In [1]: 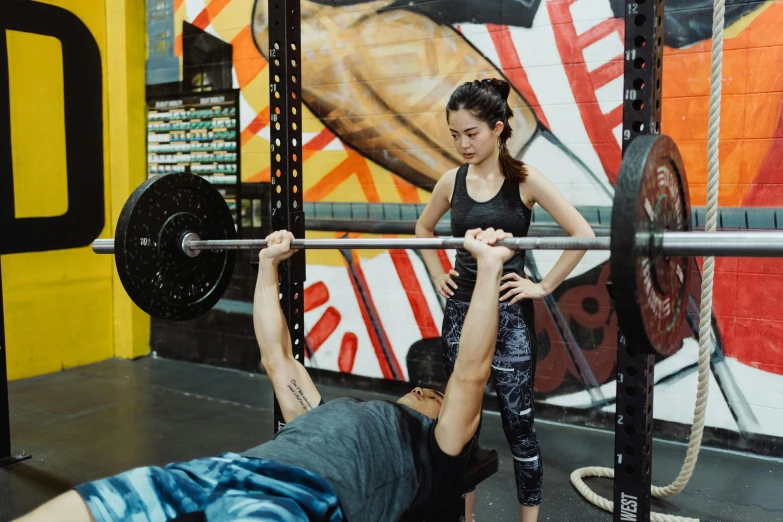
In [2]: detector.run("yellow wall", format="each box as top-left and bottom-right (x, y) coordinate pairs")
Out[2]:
(3, 0), (149, 381)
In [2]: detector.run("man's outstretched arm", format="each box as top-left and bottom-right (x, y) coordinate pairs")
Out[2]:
(254, 231), (321, 424)
(434, 228), (512, 456)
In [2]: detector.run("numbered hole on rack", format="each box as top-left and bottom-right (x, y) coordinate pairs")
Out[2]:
(274, 3), (279, 8)
(291, 43), (297, 51)
(293, 169), (298, 178)
(624, 445), (636, 456)
(276, 185), (281, 194)
(292, 75), (298, 84)
(274, 74), (280, 82)
(276, 169), (281, 178)
(632, 100), (644, 111)
(291, 59), (297, 67)
(293, 185), (298, 194)
(624, 425), (636, 436)
(276, 153), (281, 162)
(658, 36), (662, 47)
(633, 57), (646, 69)
(274, 42), (280, 50)
(275, 107), (281, 115)
(279, 292), (283, 300)
(275, 138), (281, 147)
(292, 107), (297, 115)
(625, 405), (637, 417)
(275, 91), (280, 99)
(293, 200), (299, 209)
(626, 386), (638, 397)
(634, 35), (646, 47)
(632, 121), (645, 132)
(294, 323), (299, 331)
(294, 292), (299, 300)
(634, 14), (646, 26)
(293, 153), (298, 162)
(295, 338), (300, 346)
(633, 78), (645, 90)
(626, 365), (638, 377)
(294, 353), (300, 360)
(292, 91), (298, 100)
(292, 138), (298, 147)
(627, 344), (638, 357)
(624, 465), (635, 476)
(275, 122), (281, 130)
(656, 99), (660, 111)
(656, 79), (661, 91)
(275, 20), (279, 26)
(276, 200), (282, 209)
(657, 58), (662, 70)
(274, 59), (280, 67)
(292, 123), (298, 131)
(657, 15), (662, 26)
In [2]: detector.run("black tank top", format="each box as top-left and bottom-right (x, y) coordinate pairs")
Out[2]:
(449, 164), (532, 300)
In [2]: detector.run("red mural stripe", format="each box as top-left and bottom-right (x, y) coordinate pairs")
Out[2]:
(605, 105), (623, 132)
(304, 281), (330, 312)
(389, 250), (439, 338)
(304, 127), (336, 151)
(576, 18), (623, 51)
(589, 57), (624, 91)
(546, 0), (621, 183)
(437, 249), (453, 274)
(344, 251), (403, 380)
(305, 306), (341, 354)
(338, 333), (358, 373)
(192, 9), (211, 29)
(486, 24), (550, 129)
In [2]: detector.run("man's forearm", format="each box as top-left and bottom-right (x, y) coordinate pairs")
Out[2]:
(253, 259), (292, 365)
(453, 258), (503, 377)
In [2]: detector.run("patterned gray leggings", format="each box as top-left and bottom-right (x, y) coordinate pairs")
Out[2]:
(441, 298), (543, 507)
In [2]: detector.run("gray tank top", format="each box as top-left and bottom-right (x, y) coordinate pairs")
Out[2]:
(450, 163), (532, 299)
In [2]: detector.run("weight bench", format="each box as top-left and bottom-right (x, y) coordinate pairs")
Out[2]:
(170, 447), (498, 522)
(400, 446), (499, 522)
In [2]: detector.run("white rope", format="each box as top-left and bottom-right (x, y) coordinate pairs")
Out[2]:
(570, 0), (725, 517)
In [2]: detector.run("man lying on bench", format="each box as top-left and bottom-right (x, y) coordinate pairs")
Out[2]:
(15, 227), (514, 522)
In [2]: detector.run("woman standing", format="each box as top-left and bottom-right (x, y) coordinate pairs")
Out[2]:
(415, 78), (595, 522)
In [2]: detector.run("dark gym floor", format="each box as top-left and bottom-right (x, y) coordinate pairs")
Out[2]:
(2, 358), (782, 522)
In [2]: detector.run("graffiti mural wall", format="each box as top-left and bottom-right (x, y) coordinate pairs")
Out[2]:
(146, 0), (783, 445)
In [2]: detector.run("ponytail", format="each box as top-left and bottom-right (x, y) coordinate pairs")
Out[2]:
(447, 77), (528, 183)
(499, 139), (527, 184)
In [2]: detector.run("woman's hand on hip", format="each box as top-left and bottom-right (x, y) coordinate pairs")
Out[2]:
(435, 270), (459, 298)
(499, 273), (549, 304)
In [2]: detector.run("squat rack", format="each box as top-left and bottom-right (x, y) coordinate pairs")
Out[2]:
(268, 1), (665, 522)
(267, 0), (665, 519)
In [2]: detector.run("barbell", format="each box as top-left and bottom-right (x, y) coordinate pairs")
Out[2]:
(92, 135), (783, 357)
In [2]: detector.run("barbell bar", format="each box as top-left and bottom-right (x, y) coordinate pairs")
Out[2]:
(90, 134), (780, 358)
(91, 231), (783, 258)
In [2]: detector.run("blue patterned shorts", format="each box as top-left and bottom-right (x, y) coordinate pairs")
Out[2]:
(74, 452), (344, 522)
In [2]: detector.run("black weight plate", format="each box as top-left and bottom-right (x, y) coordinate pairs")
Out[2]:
(611, 135), (691, 357)
(115, 173), (236, 321)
